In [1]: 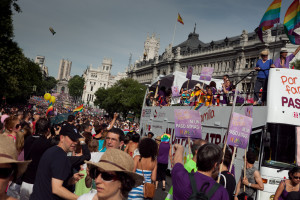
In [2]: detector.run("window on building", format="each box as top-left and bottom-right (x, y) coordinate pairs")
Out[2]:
(106, 66), (109, 71)
(245, 59), (249, 68)
(91, 86), (93, 92)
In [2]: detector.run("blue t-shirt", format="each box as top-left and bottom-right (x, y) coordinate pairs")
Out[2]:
(255, 59), (273, 79)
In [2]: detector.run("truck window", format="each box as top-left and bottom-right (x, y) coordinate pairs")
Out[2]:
(248, 131), (262, 161)
(262, 124), (296, 169)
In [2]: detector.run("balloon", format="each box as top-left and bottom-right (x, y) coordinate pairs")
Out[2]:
(50, 96), (56, 104)
(44, 93), (51, 101)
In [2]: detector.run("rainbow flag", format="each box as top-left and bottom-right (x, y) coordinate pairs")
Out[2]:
(284, 0), (300, 44)
(46, 103), (53, 115)
(177, 13), (184, 25)
(194, 103), (203, 111)
(256, 0), (282, 43)
(73, 104), (83, 113)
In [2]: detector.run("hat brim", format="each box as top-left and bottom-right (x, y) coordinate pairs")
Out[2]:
(85, 161), (144, 187)
(0, 157), (31, 178)
(280, 51), (288, 53)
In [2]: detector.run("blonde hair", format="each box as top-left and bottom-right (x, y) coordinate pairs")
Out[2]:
(16, 131), (24, 154)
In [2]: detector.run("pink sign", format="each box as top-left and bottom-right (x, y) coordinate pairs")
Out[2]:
(172, 86), (181, 97)
(174, 109), (202, 139)
(186, 66), (193, 80)
(227, 112), (253, 149)
(244, 105), (253, 118)
(200, 67), (214, 81)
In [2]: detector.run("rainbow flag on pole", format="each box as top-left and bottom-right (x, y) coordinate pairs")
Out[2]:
(256, 0), (282, 43)
(73, 104), (83, 113)
(177, 13), (184, 25)
(46, 103), (53, 115)
(284, 0), (300, 44)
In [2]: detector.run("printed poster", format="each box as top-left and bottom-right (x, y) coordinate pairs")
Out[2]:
(200, 67), (214, 81)
(174, 109), (202, 139)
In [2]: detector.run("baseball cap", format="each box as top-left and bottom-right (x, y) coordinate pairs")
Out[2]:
(60, 124), (82, 141)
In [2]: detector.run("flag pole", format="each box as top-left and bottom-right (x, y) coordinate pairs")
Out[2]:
(171, 18), (177, 46)
(272, 23), (279, 61)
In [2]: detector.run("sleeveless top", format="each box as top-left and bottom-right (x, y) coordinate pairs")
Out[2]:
(128, 169), (152, 200)
(240, 167), (257, 198)
(279, 180), (300, 200)
(157, 142), (170, 164)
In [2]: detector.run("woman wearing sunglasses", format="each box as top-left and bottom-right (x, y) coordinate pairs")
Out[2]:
(0, 135), (30, 200)
(3, 116), (21, 142)
(78, 148), (144, 200)
(274, 167), (300, 200)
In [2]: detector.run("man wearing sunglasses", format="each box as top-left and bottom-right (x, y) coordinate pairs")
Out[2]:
(30, 124), (84, 200)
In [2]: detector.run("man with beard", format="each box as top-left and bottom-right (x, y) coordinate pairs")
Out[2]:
(172, 143), (229, 200)
(30, 124), (84, 200)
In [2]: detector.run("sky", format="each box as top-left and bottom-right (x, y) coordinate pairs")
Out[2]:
(12, 0), (293, 77)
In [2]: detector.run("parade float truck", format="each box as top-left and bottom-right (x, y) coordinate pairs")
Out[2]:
(139, 69), (300, 200)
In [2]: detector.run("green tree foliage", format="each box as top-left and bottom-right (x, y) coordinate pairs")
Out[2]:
(41, 76), (58, 94)
(68, 75), (84, 103)
(0, 0), (45, 103)
(290, 59), (300, 70)
(94, 78), (146, 118)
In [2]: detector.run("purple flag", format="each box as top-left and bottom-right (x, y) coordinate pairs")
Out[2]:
(186, 66), (193, 80)
(172, 86), (181, 97)
(200, 67), (214, 81)
(174, 109), (202, 139)
(227, 112), (253, 149)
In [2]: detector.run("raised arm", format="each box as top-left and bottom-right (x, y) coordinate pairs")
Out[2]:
(293, 46), (300, 55)
(173, 144), (184, 165)
(107, 113), (119, 131)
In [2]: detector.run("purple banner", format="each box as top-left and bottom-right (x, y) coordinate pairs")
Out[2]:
(186, 66), (193, 80)
(227, 112), (253, 149)
(174, 109), (202, 139)
(172, 86), (181, 97)
(200, 67), (214, 81)
(244, 105), (253, 118)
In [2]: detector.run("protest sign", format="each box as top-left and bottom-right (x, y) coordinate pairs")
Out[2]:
(186, 66), (193, 80)
(200, 67), (214, 81)
(174, 109), (201, 139)
(171, 86), (181, 97)
(227, 112), (253, 149)
(244, 105), (253, 118)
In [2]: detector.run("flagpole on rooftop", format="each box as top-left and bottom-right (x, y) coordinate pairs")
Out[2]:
(171, 17), (177, 47)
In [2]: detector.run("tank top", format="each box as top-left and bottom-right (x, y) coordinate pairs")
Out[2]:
(240, 167), (257, 198)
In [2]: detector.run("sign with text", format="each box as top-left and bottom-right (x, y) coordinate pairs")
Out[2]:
(200, 67), (214, 81)
(267, 68), (300, 126)
(174, 109), (202, 139)
(227, 112), (253, 149)
(186, 66), (193, 80)
(172, 86), (181, 97)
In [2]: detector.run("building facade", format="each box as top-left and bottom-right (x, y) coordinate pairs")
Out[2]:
(56, 59), (72, 94)
(127, 25), (299, 93)
(34, 55), (49, 78)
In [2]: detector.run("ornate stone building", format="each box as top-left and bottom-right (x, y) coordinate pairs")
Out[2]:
(127, 25), (299, 93)
(82, 58), (128, 106)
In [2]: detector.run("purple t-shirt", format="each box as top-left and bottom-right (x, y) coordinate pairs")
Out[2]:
(157, 142), (170, 164)
(172, 163), (229, 200)
(274, 54), (295, 68)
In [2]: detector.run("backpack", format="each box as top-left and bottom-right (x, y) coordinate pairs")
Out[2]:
(188, 173), (220, 200)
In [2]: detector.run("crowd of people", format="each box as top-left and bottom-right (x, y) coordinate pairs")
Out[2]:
(146, 47), (300, 108)
(1, 103), (300, 200)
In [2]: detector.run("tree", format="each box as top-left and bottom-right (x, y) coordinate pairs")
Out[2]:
(0, 0), (45, 103)
(68, 75), (84, 103)
(42, 76), (58, 93)
(94, 78), (146, 118)
(290, 59), (300, 70)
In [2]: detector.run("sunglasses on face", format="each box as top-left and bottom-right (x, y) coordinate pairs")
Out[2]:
(0, 168), (14, 179)
(89, 168), (118, 182)
(294, 176), (300, 180)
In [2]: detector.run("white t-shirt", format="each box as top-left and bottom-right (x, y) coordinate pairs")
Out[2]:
(83, 152), (103, 170)
(78, 190), (97, 200)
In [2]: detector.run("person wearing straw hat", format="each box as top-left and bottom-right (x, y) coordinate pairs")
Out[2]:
(274, 46), (300, 69)
(78, 148), (144, 200)
(0, 135), (31, 200)
(253, 49), (275, 105)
